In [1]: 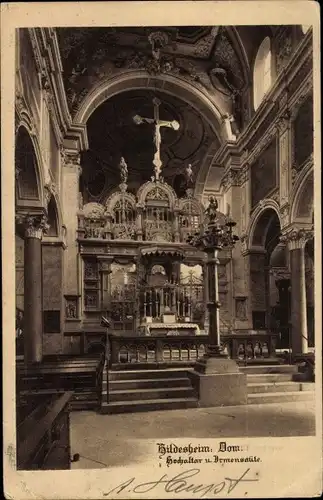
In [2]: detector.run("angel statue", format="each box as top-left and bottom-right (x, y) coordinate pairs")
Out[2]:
(119, 157), (128, 184)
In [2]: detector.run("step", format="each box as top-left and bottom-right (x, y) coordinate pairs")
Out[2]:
(237, 358), (283, 366)
(108, 368), (189, 381)
(70, 400), (99, 411)
(247, 390), (315, 405)
(247, 382), (314, 394)
(101, 397), (198, 414)
(246, 373), (295, 383)
(240, 364), (298, 375)
(111, 362), (195, 370)
(109, 386), (195, 402)
(108, 377), (191, 390)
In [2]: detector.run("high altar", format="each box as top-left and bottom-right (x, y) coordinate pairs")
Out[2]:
(74, 166), (233, 345)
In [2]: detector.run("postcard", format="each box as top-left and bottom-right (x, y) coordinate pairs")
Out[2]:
(1, 1), (322, 498)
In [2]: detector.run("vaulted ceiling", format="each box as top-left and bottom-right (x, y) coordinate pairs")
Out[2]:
(56, 26), (250, 117)
(54, 26), (279, 199)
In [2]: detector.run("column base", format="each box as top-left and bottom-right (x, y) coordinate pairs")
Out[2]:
(191, 355), (247, 407)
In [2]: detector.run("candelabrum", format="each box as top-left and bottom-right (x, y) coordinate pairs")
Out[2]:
(187, 198), (239, 357)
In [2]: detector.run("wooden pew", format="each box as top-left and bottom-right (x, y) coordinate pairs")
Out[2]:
(16, 354), (105, 410)
(17, 392), (73, 470)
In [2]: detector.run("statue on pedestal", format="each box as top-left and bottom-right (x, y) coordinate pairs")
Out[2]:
(205, 196), (219, 224)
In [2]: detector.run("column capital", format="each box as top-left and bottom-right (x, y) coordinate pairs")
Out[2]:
(16, 213), (49, 239)
(220, 169), (239, 191)
(60, 147), (82, 174)
(280, 227), (314, 250)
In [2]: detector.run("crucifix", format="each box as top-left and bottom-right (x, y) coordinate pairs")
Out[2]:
(133, 97), (180, 180)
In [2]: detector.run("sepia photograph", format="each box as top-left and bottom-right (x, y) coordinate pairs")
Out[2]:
(2, 1), (321, 498)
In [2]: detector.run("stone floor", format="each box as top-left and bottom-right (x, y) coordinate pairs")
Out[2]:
(70, 400), (316, 469)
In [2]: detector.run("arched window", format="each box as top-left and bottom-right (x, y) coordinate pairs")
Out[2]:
(253, 37), (272, 111)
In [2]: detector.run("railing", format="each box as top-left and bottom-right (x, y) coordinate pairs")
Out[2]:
(221, 331), (277, 361)
(109, 334), (208, 366)
(108, 330), (278, 368)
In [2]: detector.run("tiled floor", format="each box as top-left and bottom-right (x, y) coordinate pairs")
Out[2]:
(70, 400), (316, 469)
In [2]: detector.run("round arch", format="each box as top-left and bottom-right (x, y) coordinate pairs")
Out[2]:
(226, 27), (251, 87)
(290, 167), (314, 223)
(73, 71), (228, 143)
(46, 193), (65, 238)
(15, 125), (45, 206)
(247, 200), (281, 251)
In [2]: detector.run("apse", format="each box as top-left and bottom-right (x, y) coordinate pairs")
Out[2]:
(82, 89), (219, 202)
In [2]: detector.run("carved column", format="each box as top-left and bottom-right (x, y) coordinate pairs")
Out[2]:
(17, 214), (49, 363)
(281, 228), (313, 354)
(61, 149), (82, 296)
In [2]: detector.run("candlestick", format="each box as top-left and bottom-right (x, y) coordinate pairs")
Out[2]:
(149, 290), (152, 317)
(188, 296), (191, 321)
(156, 289), (160, 318)
(144, 291), (147, 318)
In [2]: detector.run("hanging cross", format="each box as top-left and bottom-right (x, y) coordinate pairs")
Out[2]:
(133, 97), (180, 180)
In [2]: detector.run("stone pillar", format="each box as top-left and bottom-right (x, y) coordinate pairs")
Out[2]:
(205, 249), (221, 351)
(19, 214), (48, 363)
(61, 149), (81, 296)
(281, 228), (313, 354)
(192, 246), (247, 405)
(202, 261), (209, 333)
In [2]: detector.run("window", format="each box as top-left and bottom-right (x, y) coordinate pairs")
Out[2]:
(253, 37), (272, 110)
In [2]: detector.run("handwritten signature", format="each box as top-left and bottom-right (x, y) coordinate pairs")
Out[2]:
(103, 468), (259, 497)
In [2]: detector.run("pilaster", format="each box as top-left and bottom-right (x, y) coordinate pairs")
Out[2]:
(276, 111), (292, 230)
(61, 149), (82, 297)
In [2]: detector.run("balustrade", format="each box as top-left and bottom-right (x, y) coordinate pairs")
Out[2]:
(108, 331), (278, 368)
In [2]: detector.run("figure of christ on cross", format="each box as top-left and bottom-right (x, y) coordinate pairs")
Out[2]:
(133, 97), (180, 180)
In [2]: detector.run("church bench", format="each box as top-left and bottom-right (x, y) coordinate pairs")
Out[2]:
(16, 354), (105, 411)
(17, 392), (73, 470)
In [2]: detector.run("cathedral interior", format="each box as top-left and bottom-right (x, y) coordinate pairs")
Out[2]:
(14, 25), (315, 470)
